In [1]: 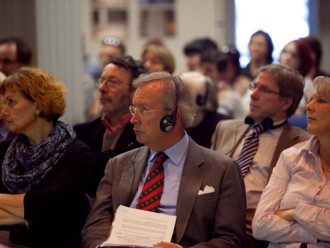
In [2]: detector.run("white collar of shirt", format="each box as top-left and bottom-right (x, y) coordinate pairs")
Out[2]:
(149, 132), (189, 167)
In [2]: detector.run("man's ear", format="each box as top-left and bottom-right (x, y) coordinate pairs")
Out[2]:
(281, 97), (293, 111)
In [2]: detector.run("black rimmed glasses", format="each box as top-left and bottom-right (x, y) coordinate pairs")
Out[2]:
(249, 81), (281, 95)
(129, 105), (163, 117)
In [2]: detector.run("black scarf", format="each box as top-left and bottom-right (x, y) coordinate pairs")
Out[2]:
(2, 121), (76, 193)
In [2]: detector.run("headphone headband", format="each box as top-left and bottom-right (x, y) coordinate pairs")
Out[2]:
(160, 75), (180, 132)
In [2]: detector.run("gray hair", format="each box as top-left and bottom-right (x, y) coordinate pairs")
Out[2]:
(314, 76), (330, 102)
(133, 71), (196, 128)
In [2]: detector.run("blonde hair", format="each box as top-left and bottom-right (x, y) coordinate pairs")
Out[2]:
(0, 67), (67, 121)
(141, 44), (176, 73)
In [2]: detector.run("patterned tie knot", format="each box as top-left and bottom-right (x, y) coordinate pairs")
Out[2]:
(252, 124), (264, 136)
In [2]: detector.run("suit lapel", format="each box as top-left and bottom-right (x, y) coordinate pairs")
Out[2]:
(227, 123), (249, 157)
(119, 147), (149, 205)
(175, 139), (205, 243)
(268, 124), (303, 179)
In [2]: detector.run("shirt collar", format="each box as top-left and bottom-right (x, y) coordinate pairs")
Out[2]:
(149, 132), (189, 167)
(101, 113), (132, 133)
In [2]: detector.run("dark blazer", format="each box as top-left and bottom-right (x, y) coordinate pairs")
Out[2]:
(186, 110), (230, 148)
(82, 138), (246, 248)
(0, 139), (93, 248)
(211, 119), (311, 181)
(74, 117), (141, 196)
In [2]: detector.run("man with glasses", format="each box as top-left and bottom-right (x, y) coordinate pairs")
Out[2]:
(0, 36), (32, 77)
(211, 64), (310, 248)
(82, 71), (246, 248)
(74, 55), (146, 198)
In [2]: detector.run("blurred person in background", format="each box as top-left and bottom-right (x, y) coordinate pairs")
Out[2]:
(200, 48), (247, 119)
(85, 37), (126, 121)
(181, 71), (229, 148)
(242, 30), (274, 80)
(279, 38), (313, 115)
(183, 37), (218, 72)
(303, 35), (330, 79)
(141, 43), (175, 73)
(0, 36), (32, 77)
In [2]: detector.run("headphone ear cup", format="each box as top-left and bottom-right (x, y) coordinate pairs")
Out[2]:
(196, 94), (205, 106)
(160, 115), (175, 132)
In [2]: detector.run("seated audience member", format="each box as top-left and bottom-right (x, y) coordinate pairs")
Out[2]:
(181, 71), (229, 148)
(242, 30), (274, 80)
(74, 55), (146, 197)
(183, 37), (218, 72)
(279, 38), (313, 115)
(303, 35), (330, 79)
(200, 49), (246, 118)
(253, 76), (330, 247)
(141, 43), (176, 73)
(85, 36), (126, 121)
(211, 64), (311, 248)
(0, 36), (32, 77)
(82, 72), (246, 248)
(0, 73), (15, 142)
(0, 67), (93, 247)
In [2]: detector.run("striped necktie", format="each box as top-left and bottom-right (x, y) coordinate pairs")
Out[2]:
(237, 124), (265, 177)
(136, 152), (168, 212)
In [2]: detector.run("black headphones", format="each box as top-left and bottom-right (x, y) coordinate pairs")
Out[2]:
(196, 77), (210, 106)
(245, 116), (274, 130)
(160, 75), (180, 132)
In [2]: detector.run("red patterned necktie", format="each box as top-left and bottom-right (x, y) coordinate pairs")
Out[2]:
(237, 124), (265, 177)
(136, 152), (168, 212)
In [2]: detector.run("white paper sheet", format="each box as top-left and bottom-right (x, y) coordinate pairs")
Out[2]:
(101, 205), (176, 247)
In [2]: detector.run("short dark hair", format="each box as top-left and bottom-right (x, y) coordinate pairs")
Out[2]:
(183, 37), (218, 56)
(108, 55), (147, 91)
(0, 36), (32, 65)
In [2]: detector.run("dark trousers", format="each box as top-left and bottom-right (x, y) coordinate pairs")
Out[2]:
(246, 219), (269, 248)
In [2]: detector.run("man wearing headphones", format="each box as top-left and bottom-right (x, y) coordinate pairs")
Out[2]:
(82, 72), (246, 248)
(211, 64), (311, 248)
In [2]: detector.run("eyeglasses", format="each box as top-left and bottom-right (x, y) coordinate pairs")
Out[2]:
(249, 82), (281, 95)
(129, 105), (163, 117)
(103, 37), (121, 47)
(96, 77), (121, 87)
(0, 58), (18, 65)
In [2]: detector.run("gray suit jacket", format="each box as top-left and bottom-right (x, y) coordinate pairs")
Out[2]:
(82, 138), (246, 248)
(211, 119), (311, 181)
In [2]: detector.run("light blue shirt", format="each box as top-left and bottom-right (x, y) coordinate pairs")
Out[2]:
(130, 133), (189, 216)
